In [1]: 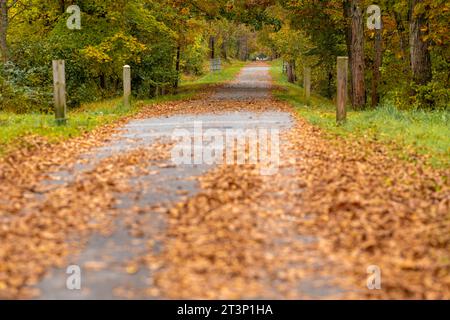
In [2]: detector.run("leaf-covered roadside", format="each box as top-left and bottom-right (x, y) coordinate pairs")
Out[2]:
(142, 100), (450, 299)
(0, 134), (173, 298)
(0, 89), (448, 299)
(0, 90), (288, 299)
(284, 112), (450, 299)
(0, 97), (180, 298)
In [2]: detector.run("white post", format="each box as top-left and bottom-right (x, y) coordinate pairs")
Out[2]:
(52, 60), (67, 125)
(123, 65), (131, 107)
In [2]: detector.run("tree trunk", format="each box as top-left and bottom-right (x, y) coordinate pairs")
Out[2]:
(99, 73), (106, 90)
(343, 0), (354, 105)
(174, 45), (181, 89)
(0, 0), (8, 63)
(221, 40), (227, 60)
(287, 60), (296, 83)
(327, 69), (333, 99)
(59, 0), (66, 14)
(371, 27), (383, 107)
(393, 11), (408, 64)
(244, 36), (248, 60)
(209, 36), (215, 60)
(409, 0), (432, 88)
(350, 0), (366, 109)
(238, 36), (247, 61)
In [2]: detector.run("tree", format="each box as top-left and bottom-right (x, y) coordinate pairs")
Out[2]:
(343, 0), (354, 104)
(371, 25), (383, 107)
(350, 0), (366, 109)
(0, 0), (32, 62)
(409, 0), (432, 88)
(368, 3), (384, 107)
(0, 0), (6, 62)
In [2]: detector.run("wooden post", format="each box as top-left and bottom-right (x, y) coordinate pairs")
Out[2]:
(336, 57), (348, 124)
(52, 60), (67, 125)
(123, 65), (131, 107)
(303, 67), (311, 105)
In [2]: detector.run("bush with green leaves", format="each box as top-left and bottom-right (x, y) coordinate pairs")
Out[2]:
(1, 0), (207, 113)
(0, 62), (53, 113)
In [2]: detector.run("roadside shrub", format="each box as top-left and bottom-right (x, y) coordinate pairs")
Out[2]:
(0, 62), (52, 113)
(410, 80), (450, 111)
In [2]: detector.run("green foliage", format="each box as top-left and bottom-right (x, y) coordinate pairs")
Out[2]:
(182, 36), (209, 76)
(410, 80), (450, 111)
(1, 0), (260, 113)
(258, 2), (346, 98)
(261, 0), (449, 110)
(0, 62), (52, 113)
(2, 1), (448, 114)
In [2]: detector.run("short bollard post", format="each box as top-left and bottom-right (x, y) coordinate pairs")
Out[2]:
(123, 65), (131, 108)
(336, 57), (348, 124)
(52, 60), (67, 125)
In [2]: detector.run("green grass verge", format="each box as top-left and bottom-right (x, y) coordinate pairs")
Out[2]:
(181, 59), (246, 86)
(0, 60), (246, 157)
(0, 93), (192, 157)
(270, 60), (450, 168)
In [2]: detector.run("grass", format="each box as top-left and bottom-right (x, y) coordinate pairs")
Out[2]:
(270, 60), (450, 168)
(0, 60), (246, 157)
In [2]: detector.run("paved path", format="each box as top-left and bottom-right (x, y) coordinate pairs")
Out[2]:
(0, 63), (445, 300)
(35, 63), (344, 299)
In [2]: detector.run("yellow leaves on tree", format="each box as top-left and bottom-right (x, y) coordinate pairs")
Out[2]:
(81, 32), (148, 75)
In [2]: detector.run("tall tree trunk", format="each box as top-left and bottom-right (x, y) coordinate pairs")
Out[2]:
(99, 73), (106, 90)
(244, 36), (248, 60)
(59, 0), (66, 14)
(221, 40), (227, 60)
(174, 45), (181, 89)
(409, 0), (432, 88)
(343, 0), (354, 105)
(0, 0), (8, 63)
(393, 11), (408, 64)
(327, 69), (333, 99)
(209, 36), (215, 60)
(287, 60), (296, 83)
(238, 36), (247, 61)
(371, 27), (383, 107)
(350, 0), (366, 109)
